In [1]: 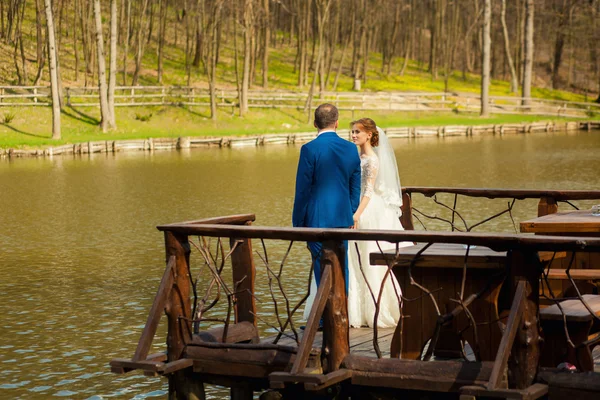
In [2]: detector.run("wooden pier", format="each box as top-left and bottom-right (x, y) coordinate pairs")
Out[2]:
(110, 188), (600, 399)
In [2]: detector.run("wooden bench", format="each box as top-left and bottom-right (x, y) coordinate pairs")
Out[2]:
(539, 294), (600, 372)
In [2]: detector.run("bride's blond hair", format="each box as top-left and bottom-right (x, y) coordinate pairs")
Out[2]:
(350, 118), (379, 147)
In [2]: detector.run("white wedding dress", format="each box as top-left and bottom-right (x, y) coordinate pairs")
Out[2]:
(303, 127), (412, 328)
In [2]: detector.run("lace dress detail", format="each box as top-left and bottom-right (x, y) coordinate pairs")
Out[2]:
(360, 154), (379, 199)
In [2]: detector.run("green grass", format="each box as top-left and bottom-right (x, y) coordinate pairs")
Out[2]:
(2, 17), (599, 149)
(1, 105), (597, 149)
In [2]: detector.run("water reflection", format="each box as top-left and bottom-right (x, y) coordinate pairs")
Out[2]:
(0, 130), (599, 398)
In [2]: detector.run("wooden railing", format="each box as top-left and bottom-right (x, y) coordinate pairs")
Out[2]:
(2, 85), (600, 118)
(400, 187), (600, 233)
(109, 192), (600, 398)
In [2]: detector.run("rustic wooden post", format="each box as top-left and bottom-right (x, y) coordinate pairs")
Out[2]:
(321, 241), (349, 373)
(537, 197), (558, 217)
(507, 250), (541, 390)
(164, 231), (205, 399)
(400, 192), (415, 231)
(229, 222), (257, 326)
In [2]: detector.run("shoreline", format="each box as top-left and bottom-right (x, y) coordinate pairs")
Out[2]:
(1, 120), (599, 159)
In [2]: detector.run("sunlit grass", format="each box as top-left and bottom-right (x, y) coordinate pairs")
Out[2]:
(1, 104), (597, 149)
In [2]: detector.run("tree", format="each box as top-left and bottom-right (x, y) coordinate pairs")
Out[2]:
(304, 0), (333, 121)
(44, 0), (61, 139)
(241, 0), (254, 115)
(93, 0), (110, 132)
(204, 0), (224, 120)
(500, 0), (518, 93)
(480, 0), (491, 117)
(522, 0), (534, 107)
(108, 0), (118, 129)
(131, 0), (150, 86)
(262, 0), (269, 88)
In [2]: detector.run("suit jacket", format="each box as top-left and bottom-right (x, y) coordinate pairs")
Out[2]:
(292, 131), (361, 228)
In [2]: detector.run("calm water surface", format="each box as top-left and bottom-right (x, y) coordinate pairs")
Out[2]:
(1, 130), (599, 399)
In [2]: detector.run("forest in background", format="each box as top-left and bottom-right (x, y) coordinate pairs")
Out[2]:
(1, 0), (600, 139)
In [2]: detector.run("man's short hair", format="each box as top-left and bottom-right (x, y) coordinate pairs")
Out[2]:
(314, 103), (339, 130)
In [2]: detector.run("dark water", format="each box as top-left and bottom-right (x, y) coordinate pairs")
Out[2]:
(1, 130), (599, 399)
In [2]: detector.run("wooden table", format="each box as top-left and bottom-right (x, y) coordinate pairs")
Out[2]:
(520, 209), (600, 236)
(521, 209), (600, 296)
(370, 243), (507, 362)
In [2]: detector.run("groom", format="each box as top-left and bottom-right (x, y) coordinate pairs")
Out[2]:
(292, 103), (361, 293)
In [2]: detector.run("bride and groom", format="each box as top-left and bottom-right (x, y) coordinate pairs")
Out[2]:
(292, 103), (411, 328)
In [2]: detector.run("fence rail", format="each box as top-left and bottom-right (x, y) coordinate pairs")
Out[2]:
(1, 86), (599, 118)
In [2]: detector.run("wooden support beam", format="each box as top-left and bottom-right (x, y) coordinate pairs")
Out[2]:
(132, 256), (176, 362)
(508, 250), (541, 390)
(290, 263), (332, 375)
(488, 280), (527, 390)
(537, 197), (558, 217)
(321, 241), (350, 373)
(400, 192), (414, 231)
(164, 232), (193, 362)
(230, 223), (257, 327)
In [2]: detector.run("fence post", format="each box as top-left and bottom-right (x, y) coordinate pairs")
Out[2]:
(66, 88), (71, 106)
(33, 87), (38, 103)
(130, 88), (135, 104)
(0, 87), (3, 103)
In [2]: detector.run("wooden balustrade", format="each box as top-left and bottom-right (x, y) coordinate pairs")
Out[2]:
(110, 202), (600, 399)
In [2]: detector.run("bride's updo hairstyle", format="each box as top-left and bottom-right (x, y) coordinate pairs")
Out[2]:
(351, 118), (379, 147)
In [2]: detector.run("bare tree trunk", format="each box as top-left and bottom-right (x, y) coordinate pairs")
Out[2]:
(501, 0), (518, 93)
(522, 0), (534, 106)
(241, 0), (253, 115)
(44, 0), (61, 139)
(0, 0), (4, 40)
(262, 0), (269, 88)
(108, 0), (118, 129)
(35, 0), (45, 78)
(233, 3), (242, 115)
(93, 0), (110, 132)
(157, 0), (167, 83)
(193, 0), (203, 67)
(131, 0), (150, 86)
(480, 0), (491, 117)
(332, 34), (349, 91)
(205, 0), (224, 120)
(122, 0), (130, 84)
(552, 0), (572, 89)
(13, 0), (26, 85)
(73, 0), (79, 82)
(304, 0), (332, 121)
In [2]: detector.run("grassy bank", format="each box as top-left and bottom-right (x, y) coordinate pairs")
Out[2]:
(1, 105), (598, 149)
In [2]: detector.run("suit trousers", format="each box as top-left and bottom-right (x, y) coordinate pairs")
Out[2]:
(307, 241), (349, 295)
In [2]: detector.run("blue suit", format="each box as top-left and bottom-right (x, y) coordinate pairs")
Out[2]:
(292, 131), (361, 292)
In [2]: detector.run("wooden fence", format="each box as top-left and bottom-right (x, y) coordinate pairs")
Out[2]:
(1, 120), (599, 159)
(1, 86), (599, 118)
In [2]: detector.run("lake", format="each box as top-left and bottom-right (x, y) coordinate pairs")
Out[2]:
(1, 129), (599, 399)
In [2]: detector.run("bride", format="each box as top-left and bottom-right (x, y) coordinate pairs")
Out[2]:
(303, 118), (411, 328)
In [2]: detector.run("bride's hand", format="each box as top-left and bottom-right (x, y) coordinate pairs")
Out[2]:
(352, 213), (360, 229)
